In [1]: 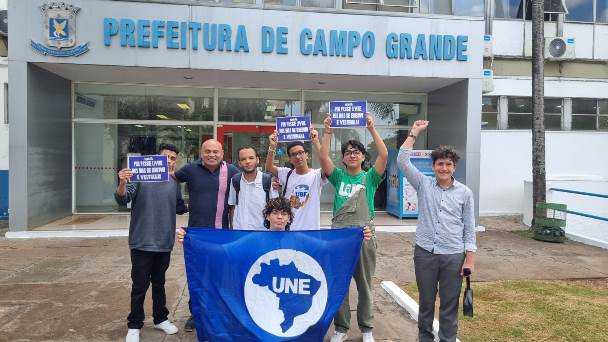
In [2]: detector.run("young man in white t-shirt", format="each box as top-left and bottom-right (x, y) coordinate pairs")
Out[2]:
(265, 129), (327, 230)
(228, 145), (278, 230)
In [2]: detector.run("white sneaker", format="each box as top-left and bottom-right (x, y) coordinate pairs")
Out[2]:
(362, 331), (375, 342)
(154, 320), (179, 335)
(330, 331), (348, 342)
(125, 329), (140, 342)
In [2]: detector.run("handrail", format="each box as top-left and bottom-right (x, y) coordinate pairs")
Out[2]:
(556, 209), (608, 222)
(549, 188), (608, 199)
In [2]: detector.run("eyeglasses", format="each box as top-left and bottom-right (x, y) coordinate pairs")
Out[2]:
(289, 150), (308, 158)
(344, 150), (363, 157)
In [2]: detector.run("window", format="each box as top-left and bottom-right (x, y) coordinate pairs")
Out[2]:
(454, 0), (485, 16)
(507, 97), (532, 129)
(75, 84), (214, 121)
(544, 98), (562, 130)
(507, 97), (561, 130)
(430, 0), (452, 14)
(301, 0), (335, 7)
(572, 98), (597, 130)
(218, 89), (301, 123)
(494, 0), (524, 18)
(598, 0), (608, 22)
(524, 0), (558, 20)
(599, 100), (608, 130)
(482, 96), (499, 129)
(565, 0), (594, 22)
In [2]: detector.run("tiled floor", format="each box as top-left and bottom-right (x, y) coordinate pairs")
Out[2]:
(33, 212), (417, 231)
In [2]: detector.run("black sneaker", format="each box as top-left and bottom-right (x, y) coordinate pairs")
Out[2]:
(184, 316), (195, 332)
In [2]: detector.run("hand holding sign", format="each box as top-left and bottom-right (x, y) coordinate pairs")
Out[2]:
(118, 168), (133, 185)
(365, 113), (375, 129)
(269, 130), (279, 149)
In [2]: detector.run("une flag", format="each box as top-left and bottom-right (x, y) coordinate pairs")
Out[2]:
(184, 228), (363, 342)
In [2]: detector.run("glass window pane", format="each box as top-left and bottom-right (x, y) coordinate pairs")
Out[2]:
(565, 0), (593, 22)
(482, 113), (498, 129)
(508, 97), (532, 113)
(265, 0), (297, 5)
(494, 0), (524, 18)
(431, 0), (452, 14)
(75, 84), (213, 121)
(599, 116), (608, 130)
(572, 115), (597, 130)
(454, 0), (484, 16)
(383, 0), (417, 6)
(74, 123), (213, 213)
(219, 89), (301, 123)
(572, 98), (597, 114)
(544, 98), (562, 114)
(482, 96), (498, 113)
(598, 100), (608, 114)
(545, 114), (562, 130)
(302, 0), (335, 7)
(508, 113), (532, 129)
(598, 0), (608, 22)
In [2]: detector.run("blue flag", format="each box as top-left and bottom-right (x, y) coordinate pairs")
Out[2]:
(184, 228), (363, 342)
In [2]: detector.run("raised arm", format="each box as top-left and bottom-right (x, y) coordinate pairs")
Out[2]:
(366, 114), (388, 175)
(396, 120), (429, 190)
(265, 130), (279, 177)
(318, 116), (336, 177)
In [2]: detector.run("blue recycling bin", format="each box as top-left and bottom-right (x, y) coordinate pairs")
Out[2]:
(386, 149), (434, 218)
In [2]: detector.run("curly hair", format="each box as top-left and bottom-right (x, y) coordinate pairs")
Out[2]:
(431, 145), (460, 165)
(263, 197), (293, 231)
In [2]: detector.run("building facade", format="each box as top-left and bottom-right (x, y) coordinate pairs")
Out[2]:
(8, 0), (484, 231)
(9, 0), (608, 232)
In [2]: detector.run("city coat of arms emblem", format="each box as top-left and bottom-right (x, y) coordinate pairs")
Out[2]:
(31, 2), (89, 57)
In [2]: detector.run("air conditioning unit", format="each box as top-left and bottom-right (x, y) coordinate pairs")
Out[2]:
(482, 69), (494, 93)
(545, 37), (575, 60)
(483, 35), (493, 58)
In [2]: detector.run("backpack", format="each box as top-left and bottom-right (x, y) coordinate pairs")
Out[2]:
(231, 172), (273, 205)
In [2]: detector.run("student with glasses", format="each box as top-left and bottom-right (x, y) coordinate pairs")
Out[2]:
(318, 114), (388, 342)
(264, 128), (328, 231)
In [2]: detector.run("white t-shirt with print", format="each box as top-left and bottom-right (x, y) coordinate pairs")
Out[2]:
(228, 170), (278, 230)
(277, 167), (327, 230)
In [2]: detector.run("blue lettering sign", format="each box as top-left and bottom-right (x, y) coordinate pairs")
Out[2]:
(330, 101), (367, 128)
(261, 26), (274, 53)
(128, 155), (169, 183)
(300, 28), (313, 55)
(276, 117), (311, 143)
(277, 26), (288, 54)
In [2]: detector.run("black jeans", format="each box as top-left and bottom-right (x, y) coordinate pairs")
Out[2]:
(128, 249), (171, 329)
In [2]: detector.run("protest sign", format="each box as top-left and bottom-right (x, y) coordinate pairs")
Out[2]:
(276, 117), (311, 142)
(127, 155), (169, 182)
(329, 101), (367, 127)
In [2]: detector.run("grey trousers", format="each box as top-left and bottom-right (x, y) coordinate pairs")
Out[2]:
(414, 245), (465, 342)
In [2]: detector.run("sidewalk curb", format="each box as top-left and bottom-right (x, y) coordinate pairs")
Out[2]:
(5, 229), (129, 239)
(381, 280), (461, 342)
(4, 226), (486, 239)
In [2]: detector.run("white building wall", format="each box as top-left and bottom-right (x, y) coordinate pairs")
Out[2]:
(479, 131), (608, 215)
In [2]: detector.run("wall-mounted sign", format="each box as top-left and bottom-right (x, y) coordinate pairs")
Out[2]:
(31, 2), (90, 57)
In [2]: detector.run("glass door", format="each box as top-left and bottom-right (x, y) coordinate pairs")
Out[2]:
(217, 125), (276, 167)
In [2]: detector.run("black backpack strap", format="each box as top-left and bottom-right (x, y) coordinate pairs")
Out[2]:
(231, 172), (242, 206)
(282, 169), (294, 197)
(262, 172), (272, 203)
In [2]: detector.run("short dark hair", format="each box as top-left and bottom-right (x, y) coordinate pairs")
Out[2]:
(431, 145), (460, 165)
(286, 141), (308, 157)
(341, 140), (366, 156)
(237, 145), (259, 158)
(158, 143), (179, 155)
(263, 197), (293, 231)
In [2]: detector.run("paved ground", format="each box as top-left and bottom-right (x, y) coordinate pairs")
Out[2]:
(1, 216), (607, 341)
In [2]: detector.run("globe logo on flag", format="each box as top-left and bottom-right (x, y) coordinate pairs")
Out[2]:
(244, 249), (328, 337)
